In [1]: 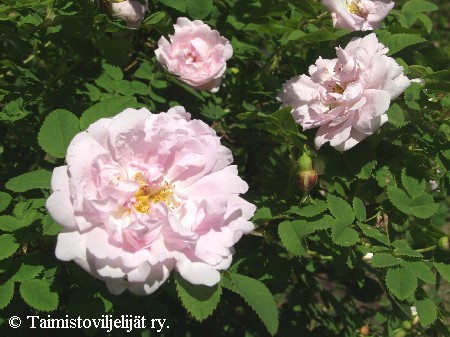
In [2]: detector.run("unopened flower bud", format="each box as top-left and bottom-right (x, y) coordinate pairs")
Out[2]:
(437, 235), (450, 253)
(402, 320), (412, 330)
(297, 152), (318, 193)
(105, 0), (148, 28)
(362, 252), (373, 262)
(359, 324), (369, 335)
(394, 329), (406, 337)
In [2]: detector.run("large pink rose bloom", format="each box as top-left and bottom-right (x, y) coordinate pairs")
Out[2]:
(155, 17), (233, 93)
(321, 0), (395, 31)
(277, 33), (410, 151)
(46, 106), (255, 295)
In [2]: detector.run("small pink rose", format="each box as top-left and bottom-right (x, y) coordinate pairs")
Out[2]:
(277, 33), (410, 151)
(47, 106), (255, 295)
(321, 0), (395, 31)
(155, 17), (233, 93)
(106, 0), (148, 28)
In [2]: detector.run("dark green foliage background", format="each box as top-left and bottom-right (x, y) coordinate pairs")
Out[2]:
(0, 0), (449, 336)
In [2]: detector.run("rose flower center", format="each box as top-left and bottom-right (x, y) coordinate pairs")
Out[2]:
(330, 84), (345, 95)
(132, 173), (178, 213)
(347, 0), (367, 17)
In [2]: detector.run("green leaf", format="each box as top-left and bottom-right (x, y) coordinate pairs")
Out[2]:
(159, 0), (187, 12)
(376, 166), (396, 188)
(289, 28), (348, 43)
(371, 253), (402, 268)
(353, 197), (366, 222)
(401, 261), (434, 283)
(19, 279), (59, 312)
(414, 297), (438, 326)
(142, 11), (171, 27)
(0, 191), (12, 212)
(387, 186), (412, 214)
(42, 215), (63, 236)
(223, 273), (279, 335)
(410, 194), (439, 219)
(12, 264), (44, 282)
(278, 220), (308, 256)
(201, 103), (227, 120)
(393, 248), (423, 258)
(387, 103), (406, 127)
(134, 62), (153, 80)
(0, 280), (14, 309)
(385, 267), (417, 300)
(187, 0), (213, 19)
(417, 12), (433, 33)
(356, 160), (377, 180)
(357, 223), (390, 246)
(0, 215), (28, 232)
(401, 171), (425, 199)
(0, 234), (19, 260)
(1, 97), (30, 122)
(434, 263), (450, 282)
(403, 0), (438, 13)
(80, 96), (139, 130)
(176, 274), (221, 321)
(5, 169), (52, 192)
(327, 194), (355, 225)
(103, 63), (123, 81)
(38, 109), (80, 158)
(332, 219), (359, 247)
(292, 200), (328, 217)
(167, 76), (205, 102)
(377, 31), (426, 55)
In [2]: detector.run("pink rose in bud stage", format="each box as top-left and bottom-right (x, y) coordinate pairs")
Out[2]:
(46, 106), (255, 295)
(106, 0), (148, 28)
(321, 0), (395, 31)
(277, 33), (410, 151)
(155, 17), (233, 93)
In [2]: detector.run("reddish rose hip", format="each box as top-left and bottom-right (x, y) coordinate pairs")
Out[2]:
(360, 324), (370, 335)
(297, 152), (318, 193)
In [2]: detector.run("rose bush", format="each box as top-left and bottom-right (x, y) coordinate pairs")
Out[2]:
(277, 33), (410, 151)
(155, 17), (233, 93)
(46, 106), (255, 295)
(1, 1), (448, 335)
(321, 0), (395, 31)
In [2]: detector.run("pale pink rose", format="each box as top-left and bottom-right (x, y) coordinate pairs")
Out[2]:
(277, 33), (410, 151)
(155, 17), (233, 93)
(46, 106), (255, 295)
(321, 0), (395, 31)
(106, 0), (148, 28)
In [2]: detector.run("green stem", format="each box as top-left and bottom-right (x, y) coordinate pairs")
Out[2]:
(415, 245), (436, 253)
(307, 250), (333, 261)
(366, 212), (381, 222)
(384, 215), (391, 245)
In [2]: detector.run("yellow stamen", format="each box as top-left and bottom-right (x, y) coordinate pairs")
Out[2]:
(133, 174), (178, 213)
(331, 84), (345, 95)
(347, 0), (366, 17)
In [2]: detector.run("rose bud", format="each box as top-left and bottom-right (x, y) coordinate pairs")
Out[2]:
(297, 152), (318, 193)
(105, 0), (148, 28)
(437, 235), (450, 253)
(359, 324), (369, 335)
(402, 321), (412, 331)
